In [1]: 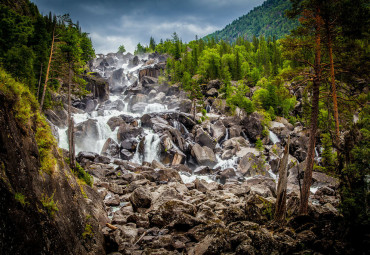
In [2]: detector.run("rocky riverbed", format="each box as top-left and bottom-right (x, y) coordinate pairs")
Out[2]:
(46, 52), (347, 254)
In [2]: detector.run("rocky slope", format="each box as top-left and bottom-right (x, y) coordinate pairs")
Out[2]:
(43, 52), (351, 254)
(0, 74), (107, 254)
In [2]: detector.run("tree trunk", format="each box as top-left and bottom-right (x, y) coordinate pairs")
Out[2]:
(275, 136), (290, 223)
(37, 63), (43, 101)
(68, 64), (75, 169)
(327, 27), (340, 146)
(40, 29), (55, 111)
(299, 8), (322, 215)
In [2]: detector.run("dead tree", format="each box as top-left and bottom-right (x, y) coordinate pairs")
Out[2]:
(275, 136), (290, 223)
(40, 29), (55, 111)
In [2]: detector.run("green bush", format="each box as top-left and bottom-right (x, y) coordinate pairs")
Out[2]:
(41, 193), (58, 218)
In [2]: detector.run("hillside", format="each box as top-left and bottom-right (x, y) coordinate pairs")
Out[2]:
(204, 0), (298, 42)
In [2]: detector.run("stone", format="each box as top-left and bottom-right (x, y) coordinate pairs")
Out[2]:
(210, 120), (226, 142)
(191, 143), (217, 167)
(101, 138), (120, 158)
(129, 187), (152, 211)
(206, 88), (218, 97)
(107, 116), (126, 131)
(237, 152), (269, 177)
(241, 112), (264, 142)
(195, 128), (216, 150)
(179, 99), (192, 113)
(117, 124), (143, 142)
(207, 79), (222, 90)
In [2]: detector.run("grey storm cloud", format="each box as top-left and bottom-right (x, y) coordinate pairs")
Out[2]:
(31, 0), (265, 54)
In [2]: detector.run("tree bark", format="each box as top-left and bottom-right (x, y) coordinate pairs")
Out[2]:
(299, 8), (322, 215)
(275, 136), (290, 223)
(68, 64), (75, 169)
(40, 29), (55, 111)
(37, 63), (43, 101)
(327, 26), (340, 146)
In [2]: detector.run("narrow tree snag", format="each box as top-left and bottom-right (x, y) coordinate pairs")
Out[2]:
(37, 63), (43, 100)
(40, 29), (55, 111)
(68, 64), (75, 169)
(327, 28), (340, 146)
(275, 136), (290, 223)
(299, 8), (322, 215)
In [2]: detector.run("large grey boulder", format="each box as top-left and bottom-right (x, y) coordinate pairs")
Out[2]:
(129, 187), (152, 211)
(101, 138), (120, 158)
(241, 112), (264, 142)
(237, 152), (269, 177)
(210, 120), (226, 142)
(195, 128), (216, 150)
(74, 119), (99, 148)
(83, 75), (109, 102)
(191, 143), (217, 167)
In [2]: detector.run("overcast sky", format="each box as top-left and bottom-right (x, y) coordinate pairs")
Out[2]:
(31, 0), (265, 54)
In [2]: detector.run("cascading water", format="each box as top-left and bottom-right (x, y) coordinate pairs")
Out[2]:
(269, 130), (280, 144)
(132, 129), (161, 164)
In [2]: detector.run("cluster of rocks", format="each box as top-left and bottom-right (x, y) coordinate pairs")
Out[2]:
(77, 153), (345, 255)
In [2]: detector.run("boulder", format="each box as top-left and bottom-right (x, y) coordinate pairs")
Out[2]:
(117, 124), (143, 142)
(207, 79), (222, 90)
(129, 187), (152, 211)
(191, 143), (217, 167)
(243, 176), (277, 198)
(179, 99), (192, 113)
(210, 120), (226, 142)
(83, 75), (109, 102)
(44, 108), (68, 128)
(74, 119), (99, 148)
(107, 116), (126, 131)
(195, 128), (216, 150)
(241, 112), (264, 142)
(101, 138), (120, 158)
(206, 88), (218, 97)
(237, 152), (269, 177)
(131, 102), (148, 113)
(120, 138), (138, 152)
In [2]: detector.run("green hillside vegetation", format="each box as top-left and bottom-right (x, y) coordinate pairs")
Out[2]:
(0, 0), (95, 109)
(204, 0), (298, 43)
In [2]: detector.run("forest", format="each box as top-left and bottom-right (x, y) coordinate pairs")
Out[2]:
(0, 0), (369, 253)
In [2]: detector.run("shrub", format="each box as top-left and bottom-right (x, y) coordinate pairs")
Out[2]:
(41, 193), (59, 218)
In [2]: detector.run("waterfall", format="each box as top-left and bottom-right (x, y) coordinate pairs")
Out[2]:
(132, 129), (161, 164)
(269, 130), (280, 144)
(144, 103), (168, 114)
(214, 155), (238, 170)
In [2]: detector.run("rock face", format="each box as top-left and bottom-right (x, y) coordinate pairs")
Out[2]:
(241, 112), (264, 142)
(0, 93), (106, 254)
(83, 74), (109, 102)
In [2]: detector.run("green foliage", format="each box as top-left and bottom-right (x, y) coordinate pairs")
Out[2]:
(320, 133), (336, 173)
(0, 4), (95, 101)
(74, 162), (93, 186)
(226, 81), (254, 114)
(117, 44), (126, 53)
(36, 115), (57, 174)
(82, 224), (94, 239)
(41, 193), (58, 218)
(256, 139), (264, 151)
(15, 193), (27, 206)
(204, 0), (298, 43)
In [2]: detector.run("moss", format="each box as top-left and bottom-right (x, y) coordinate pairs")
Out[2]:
(15, 192), (28, 206)
(82, 224), (94, 239)
(0, 69), (58, 175)
(74, 162), (93, 187)
(41, 192), (59, 218)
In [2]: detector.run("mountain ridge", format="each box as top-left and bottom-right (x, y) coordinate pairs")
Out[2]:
(204, 0), (298, 42)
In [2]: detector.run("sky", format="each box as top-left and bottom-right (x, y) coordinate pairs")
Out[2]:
(31, 0), (265, 54)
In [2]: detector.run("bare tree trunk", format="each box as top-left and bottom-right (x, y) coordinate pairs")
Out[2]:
(327, 27), (340, 146)
(275, 136), (290, 223)
(299, 8), (322, 215)
(37, 63), (43, 100)
(68, 64), (75, 169)
(40, 29), (55, 111)
(192, 98), (196, 120)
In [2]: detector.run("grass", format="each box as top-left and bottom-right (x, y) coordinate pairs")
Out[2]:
(15, 193), (27, 206)
(82, 224), (94, 239)
(0, 69), (58, 175)
(41, 193), (59, 218)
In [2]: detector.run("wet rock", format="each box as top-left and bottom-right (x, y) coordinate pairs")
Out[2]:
(77, 151), (99, 162)
(212, 99), (227, 114)
(229, 125), (242, 138)
(171, 164), (192, 174)
(83, 75), (109, 102)
(206, 88), (218, 97)
(207, 79), (222, 90)
(194, 166), (211, 175)
(129, 187), (152, 211)
(94, 155), (111, 164)
(210, 120), (226, 142)
(120, 149), (134, 160)
(117, 124), (143, 142)
(131, 102), (148, 113)
(241, 112), (264, 142)
(120, 137), (138, 152)
(195, 128), (216, 150)
(149, 92), (166, 103)
(166, 85), (180, 96)
(238, 152), (269, 177)
(191, 143), (217, 167)
(101, 138), (120, 158)
(179, 99), (192, 113)
(107, 116), (126, 131)
(74, 119), (99, 149)
(44, 108), (68, 128)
